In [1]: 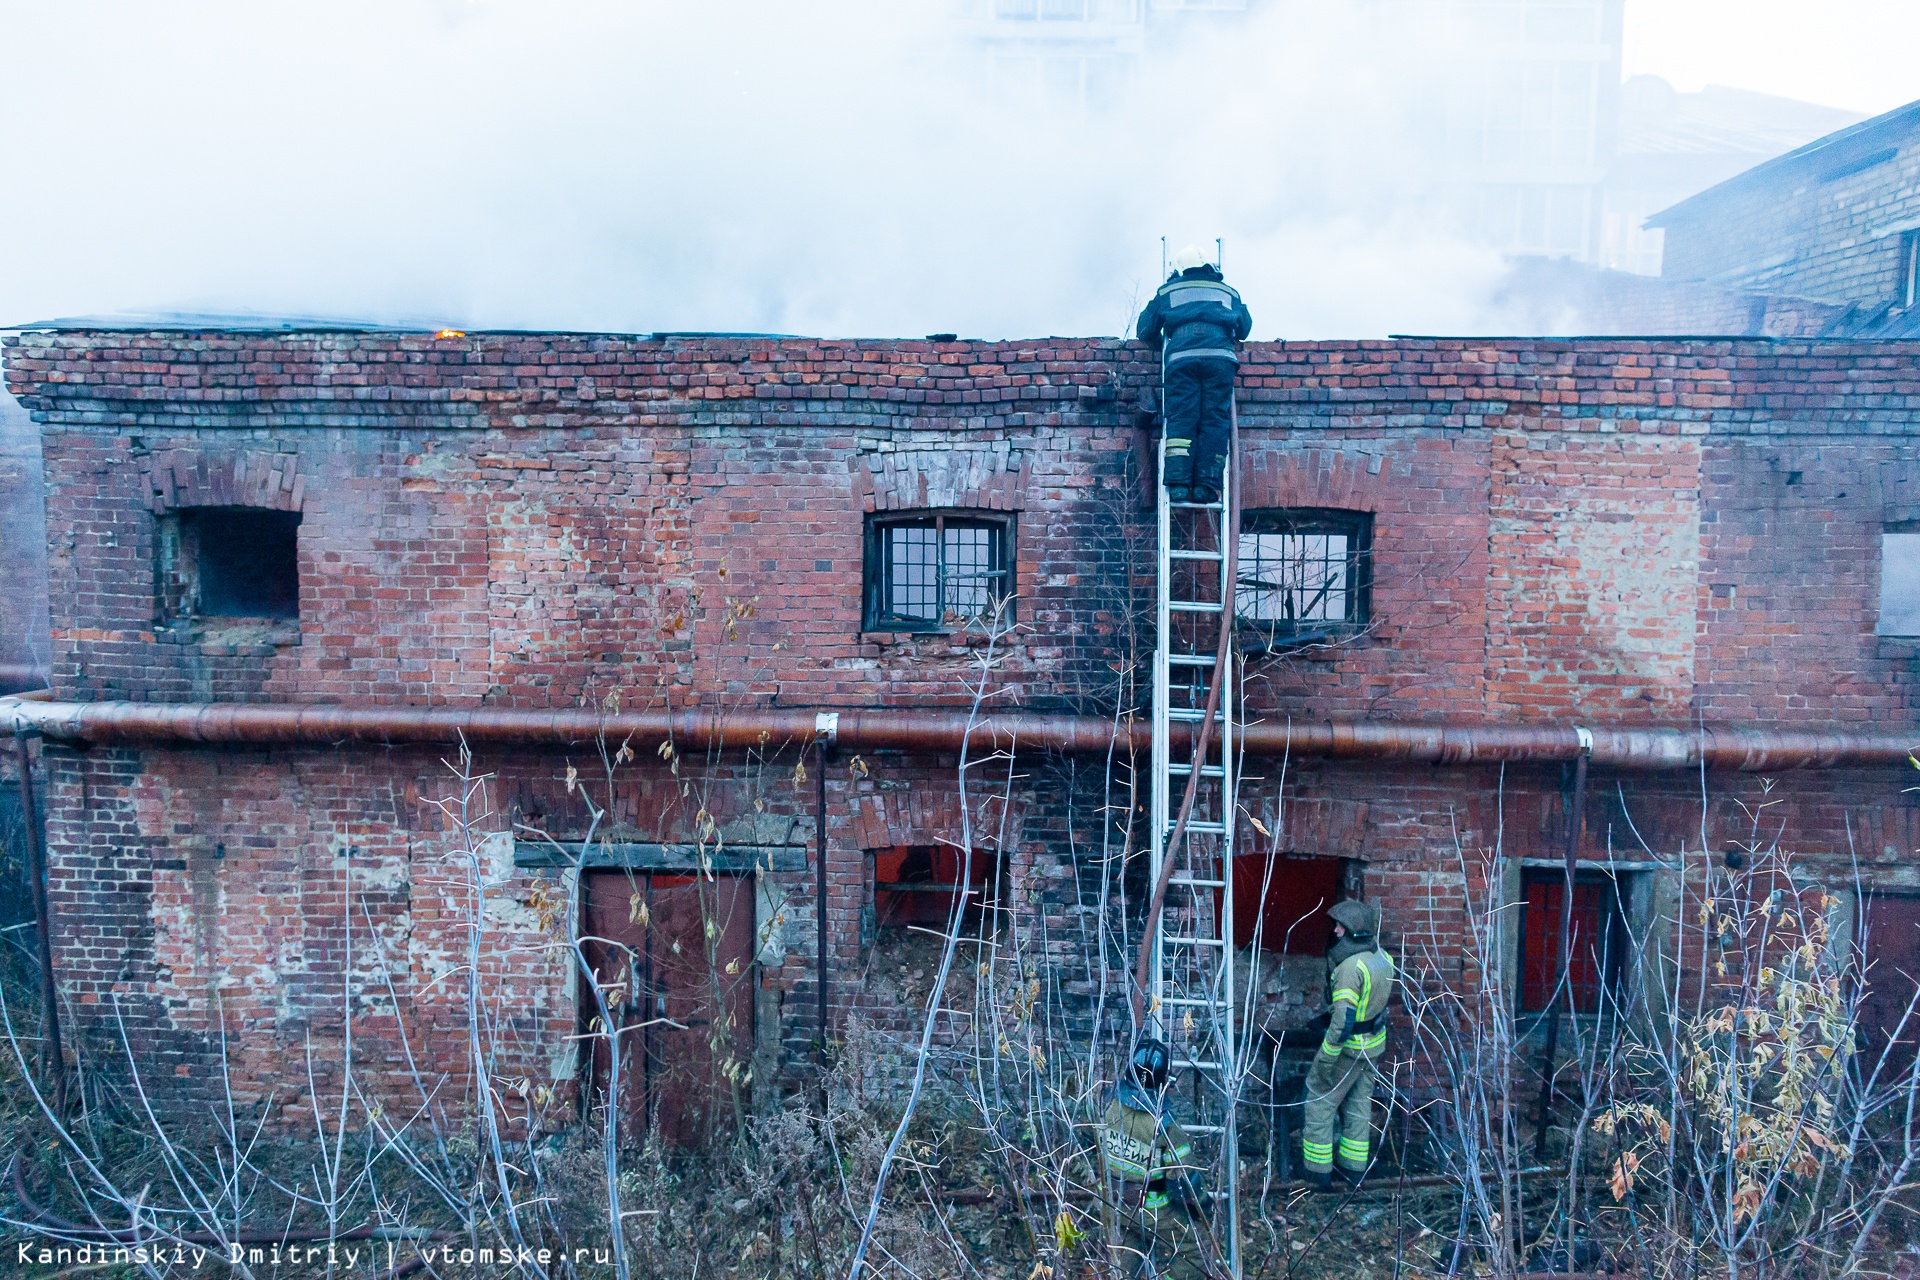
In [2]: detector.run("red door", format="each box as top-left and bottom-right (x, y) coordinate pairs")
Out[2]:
(582, 871), (755, 1145)
(1860, 892), (1920, 1067)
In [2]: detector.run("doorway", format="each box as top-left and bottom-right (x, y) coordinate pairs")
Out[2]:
(581, 871), (755, 1145)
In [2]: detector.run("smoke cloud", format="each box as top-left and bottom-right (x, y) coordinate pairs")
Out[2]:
(1, 1), (1530, 340)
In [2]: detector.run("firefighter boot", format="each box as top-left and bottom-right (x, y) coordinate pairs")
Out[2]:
(1163, 437), (1193, 502)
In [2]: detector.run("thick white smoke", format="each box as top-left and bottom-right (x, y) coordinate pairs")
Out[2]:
(0, 1), (1525, 339)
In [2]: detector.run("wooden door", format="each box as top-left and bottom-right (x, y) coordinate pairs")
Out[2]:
(582, 871), (755, 1145)
(1860, 892), (1920, 1067)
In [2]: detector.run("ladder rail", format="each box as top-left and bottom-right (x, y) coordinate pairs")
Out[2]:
(1147, 351), (1241, 1278)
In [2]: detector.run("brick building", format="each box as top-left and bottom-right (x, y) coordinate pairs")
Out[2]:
(1648, 97), (1920, 334)
(4, 328), (1920, 1131)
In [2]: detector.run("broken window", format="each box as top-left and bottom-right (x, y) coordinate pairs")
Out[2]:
(873, 846), (1006, 935)
(1519, 868), (1629, 1014)
(1235, 508), (1371, 648)
(1877, 530), (1920, 635)
(159, 507), (301, 624)
(864, 512), (1012, 631)
(1229, 852), (1350, 955)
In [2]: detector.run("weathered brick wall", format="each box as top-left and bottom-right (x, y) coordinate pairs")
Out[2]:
(8, 330), (1920, 1118)
(1657, 115), (1920, 307)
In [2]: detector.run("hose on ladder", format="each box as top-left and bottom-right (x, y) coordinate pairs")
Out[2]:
(1130, 409), (1241, 1035)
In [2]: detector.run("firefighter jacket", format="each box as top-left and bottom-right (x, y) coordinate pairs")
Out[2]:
(1135, 266), (1253, 367)
(1100, 1082), (1195, 1184)
(1320, 941), (1394, 1062)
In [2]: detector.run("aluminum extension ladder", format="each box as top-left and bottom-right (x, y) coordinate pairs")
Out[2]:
(1149, 383), (1242, 1277)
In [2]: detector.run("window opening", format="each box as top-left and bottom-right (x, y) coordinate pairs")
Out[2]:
(873, 845), (1007, 934)
(865, 513), (1012, 631)
(160, 507), (301, 623)
(1519, 868), (1628, 1013)
(1229, 852), (1348, 955)
(1878, 530), (1920, 636)
(1235, 508), (1370, 646)
(1903, 229), (1920, 309)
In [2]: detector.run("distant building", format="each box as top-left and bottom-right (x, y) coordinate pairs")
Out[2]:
(1648, 98), (1920, 333)
(1601, 76), (1863, 276)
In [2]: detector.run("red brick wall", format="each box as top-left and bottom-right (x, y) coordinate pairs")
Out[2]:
(9, 330), (1920, 1115)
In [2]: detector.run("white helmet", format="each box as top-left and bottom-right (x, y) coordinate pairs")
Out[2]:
(1170, 243), (1211, 274)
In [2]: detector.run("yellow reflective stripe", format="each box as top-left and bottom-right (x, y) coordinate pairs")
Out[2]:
(1346, 1028), (1387, 1053)
(1359, 957), (1373, 1016)
(1302, 1141), (1333, 1158)
(1330, 988), (1359, 1006)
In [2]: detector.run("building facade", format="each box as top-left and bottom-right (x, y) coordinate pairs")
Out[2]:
(1650, 99), (1920, 323)
(5, 329), (1920, 1130)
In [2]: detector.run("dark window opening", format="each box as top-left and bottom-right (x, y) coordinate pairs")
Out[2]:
(1519, 868), (1628, 1014)
(864, 512), (1012, 631)
(1903, 230), (1920, 309)
(160, 507), (301, 623)
(1235, 508), (1371, 648)
(873, 845), (1007, 934)
(1229, 852), (1351, 955)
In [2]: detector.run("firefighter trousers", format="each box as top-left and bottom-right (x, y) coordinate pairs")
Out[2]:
(1302, 1049), (1377, 1174)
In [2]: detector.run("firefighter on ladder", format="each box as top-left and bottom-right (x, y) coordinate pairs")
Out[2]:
(1303, 900), (1395, 1189)
(1135, 243), (1253, 505)
(1102, 1038), (1203, 1276)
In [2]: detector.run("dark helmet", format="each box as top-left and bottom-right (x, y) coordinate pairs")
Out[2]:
(1129, 1038), (1171, 1092)
(1328, 899), (1379, 939)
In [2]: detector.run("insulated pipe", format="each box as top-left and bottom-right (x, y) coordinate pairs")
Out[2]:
(4, 696), (1919, 771)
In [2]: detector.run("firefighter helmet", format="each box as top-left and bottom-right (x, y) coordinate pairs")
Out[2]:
(1129, 1037), (1171, 1091)
(1169, 243), (1210, 274)
(1328, 899), (1379, 939)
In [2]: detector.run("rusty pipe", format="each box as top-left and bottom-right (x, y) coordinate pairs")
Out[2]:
(0, 664), (49, 696)
(4, 696), (1919, 771)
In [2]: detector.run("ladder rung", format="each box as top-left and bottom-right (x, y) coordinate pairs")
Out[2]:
(1159, 995), (1216, 1006)
(1161, 935), (1225, 947)
(1167, 653), (1217, 666)
(1167, 708), (1226, 722)
(1170, 876), (1226, 888)
(1170, 499), (1224, 510)
(1168, 762), (1225, 777)
(1182, 1122), (1226, 1132)
(1168, 549), (1223, 561)
(1169, 601), (1223, 613)
(1172, 1062), (1223, 1073)
(1169, 820), (1226, 835)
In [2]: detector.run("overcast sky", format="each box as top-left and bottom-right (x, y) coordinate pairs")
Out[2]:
(1, 1), (1916, 341)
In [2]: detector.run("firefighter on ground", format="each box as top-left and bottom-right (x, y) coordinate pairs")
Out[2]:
(1101, 1038), (1198, 1258)
(1135, 244), (1253, 505)
(1302, 899), (1395, 1189)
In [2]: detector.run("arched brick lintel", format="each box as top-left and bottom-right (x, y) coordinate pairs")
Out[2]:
(137, 449), (305, 515)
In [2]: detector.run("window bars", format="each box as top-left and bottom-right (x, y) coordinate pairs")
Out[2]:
(869, 514), (1010, 630)
(1234, 509), (1370, 643)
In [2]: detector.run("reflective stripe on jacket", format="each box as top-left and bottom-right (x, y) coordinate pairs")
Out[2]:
(1321, 946), (1395, 1060)
(1135, 269), (1253, 364)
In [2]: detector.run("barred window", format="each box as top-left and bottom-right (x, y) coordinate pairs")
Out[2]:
(864, 512), (1013, 631)
(1235, 508), (1371, 645)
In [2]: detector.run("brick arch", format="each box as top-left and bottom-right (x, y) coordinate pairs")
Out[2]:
(1238, 444), (1397, 512)
(853, 446), (1030, 514)
(849, 783), (1027, 855)
(136, 449), (305, 514)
